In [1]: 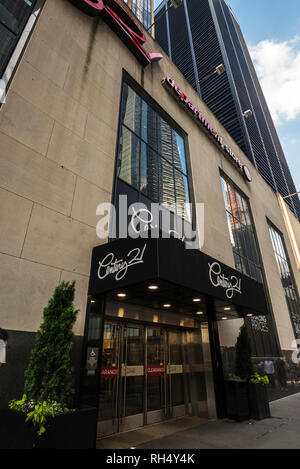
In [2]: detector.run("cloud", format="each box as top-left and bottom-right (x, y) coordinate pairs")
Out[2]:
(249, 37), (300, 125)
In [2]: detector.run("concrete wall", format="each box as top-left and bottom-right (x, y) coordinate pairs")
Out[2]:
(0, 0), (299, 376)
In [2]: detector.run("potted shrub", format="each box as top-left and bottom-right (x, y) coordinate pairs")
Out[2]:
(224, 325), (254, 421)
(224, 325), (270, 421)
(248, 373), (271, 420)
(1, 281), (97, 449)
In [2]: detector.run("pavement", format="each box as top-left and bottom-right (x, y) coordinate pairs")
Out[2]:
(98, 392), (300, 450)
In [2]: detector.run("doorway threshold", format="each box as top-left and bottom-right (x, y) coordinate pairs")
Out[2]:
(97, 415), (210, 449)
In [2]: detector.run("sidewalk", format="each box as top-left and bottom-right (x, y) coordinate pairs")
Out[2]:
(98, 392), (300, 450)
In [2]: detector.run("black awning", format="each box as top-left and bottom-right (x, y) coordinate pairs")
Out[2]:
(88, 237), (268, 316)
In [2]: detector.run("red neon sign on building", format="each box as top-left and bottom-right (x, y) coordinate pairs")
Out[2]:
(68, 0), (163, 66)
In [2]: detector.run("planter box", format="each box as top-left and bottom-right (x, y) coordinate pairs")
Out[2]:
(247, 382), (271, 420)
(0, 406), (97, 449)
(224, 380), (250, 421)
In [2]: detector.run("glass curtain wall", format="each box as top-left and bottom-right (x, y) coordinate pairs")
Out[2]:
(117, 81), (191, 222)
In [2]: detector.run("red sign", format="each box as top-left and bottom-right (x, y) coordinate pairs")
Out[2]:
(101, 366), (118, 378)
(68, 0), (163, 66)
(147, 365), (165, 376)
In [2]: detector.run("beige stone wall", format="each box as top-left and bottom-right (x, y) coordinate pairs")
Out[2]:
(0, 0), (299, 351)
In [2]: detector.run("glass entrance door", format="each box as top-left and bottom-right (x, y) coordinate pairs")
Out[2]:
(98, 320), (205, 437)
(146, 327), (166, 425)
(119, 324), (145, 432)
(167, 330), (185, 418)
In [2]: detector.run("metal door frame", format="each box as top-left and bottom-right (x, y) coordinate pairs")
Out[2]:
(98, 320), (201, 437)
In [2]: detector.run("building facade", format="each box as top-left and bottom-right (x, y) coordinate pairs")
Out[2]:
(154, 0), (300, 222)
(0, 0), (300, 440)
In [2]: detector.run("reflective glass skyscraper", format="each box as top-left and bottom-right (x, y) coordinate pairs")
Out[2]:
(155, 0), (300, 221)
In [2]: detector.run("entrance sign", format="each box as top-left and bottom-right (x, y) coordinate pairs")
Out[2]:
(97, 243), (147, 281)
(208, 261), (242, 299)
(68, 0), (163, 66)
(162, 76), (252, 182)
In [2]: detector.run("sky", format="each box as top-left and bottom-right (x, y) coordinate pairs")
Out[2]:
(227, 0), (300, 192)
(154, 0), (300, 192)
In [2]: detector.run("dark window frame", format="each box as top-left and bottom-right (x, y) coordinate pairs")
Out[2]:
(0, 0), (45, 105)
(220, 170), (262, 283)
(267, 219), (300, 338)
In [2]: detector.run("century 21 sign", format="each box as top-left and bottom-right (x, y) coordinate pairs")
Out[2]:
(68, 0), (163, 66)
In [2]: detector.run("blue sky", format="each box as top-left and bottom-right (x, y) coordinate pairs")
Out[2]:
(154, 0), (300, 192)
(228, 0), (300, 191)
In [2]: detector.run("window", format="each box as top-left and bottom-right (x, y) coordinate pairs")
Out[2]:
(117, 82), (191, 222)
(220, 175), (262, 282)
(0, 0), (43, 97)
(269, 223), (300, 337)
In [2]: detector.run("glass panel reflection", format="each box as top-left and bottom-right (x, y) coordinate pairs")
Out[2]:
(123, 326), (144, 417)
(140, 143), (159, 201)
(175, 169), (190, 221)
(98, 322), (120, 422)
(173, 132), (187, 175)
(121, 83), (141, 136)
(0, 0), (33, 33)
(220, 175), (262, 283)
(0, 23), (14, 71)
(159, 158), (175, 210)
(157, 116), (173, 163)
(117, 82), (193, 236)
(168, 330), (184, 407)
(118, 126), (140, 190)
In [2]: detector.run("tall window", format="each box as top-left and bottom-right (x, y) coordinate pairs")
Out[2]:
(220, 175), (262, 283)
(269, 223), (300, 337)
(0, 1), (36, 77)
(117, 81), (191, 222)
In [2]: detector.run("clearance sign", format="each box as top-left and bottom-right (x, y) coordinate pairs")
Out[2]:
(68, 0), (163, 66)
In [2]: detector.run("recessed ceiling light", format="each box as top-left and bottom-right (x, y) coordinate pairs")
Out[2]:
(221, 316), (228, 320)
(224, 307), (231, 311)
(163, 304), (171, 308)
(193, 298), (201, 302)
(148, 285), (158, 290)
(117, 292), (126, 298)
(246, 313), (253, 317)
(90, 300), (96, 304)
(196, 311), (204, 315)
